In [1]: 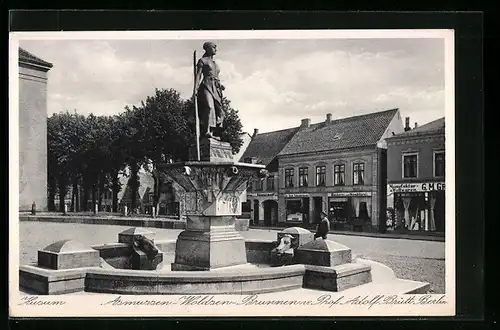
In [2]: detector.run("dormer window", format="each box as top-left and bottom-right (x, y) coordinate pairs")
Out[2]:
(332, 132), (344, 140)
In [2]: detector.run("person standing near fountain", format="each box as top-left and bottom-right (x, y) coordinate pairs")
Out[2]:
(314, 211), (331, 240)
(194, 41), (225, 139)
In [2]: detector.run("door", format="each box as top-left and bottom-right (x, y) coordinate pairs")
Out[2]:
(253, 200), (259, 225)
(313, 197), (323, 224)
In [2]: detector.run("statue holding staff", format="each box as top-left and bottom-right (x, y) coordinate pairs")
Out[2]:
(193, 41), (225, 139)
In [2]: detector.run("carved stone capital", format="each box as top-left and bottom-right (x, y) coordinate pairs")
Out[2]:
(158, 162), (266, 216)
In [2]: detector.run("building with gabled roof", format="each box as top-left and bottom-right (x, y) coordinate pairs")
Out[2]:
(279, 109), (400, 157)
(19, 47), (53, 212)
(240, 126), (301, 225)
(277, 109), (404, 232)
(241, 127), (301, 171)
(386, 116), (445, 234)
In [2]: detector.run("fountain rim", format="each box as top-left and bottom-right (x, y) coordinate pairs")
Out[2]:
(85, 263), (306, 282)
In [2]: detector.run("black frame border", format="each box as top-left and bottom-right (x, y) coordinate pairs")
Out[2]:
(6, 9), (485, 328)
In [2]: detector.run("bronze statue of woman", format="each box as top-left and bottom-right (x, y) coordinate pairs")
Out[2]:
(194, 41), (225, 139)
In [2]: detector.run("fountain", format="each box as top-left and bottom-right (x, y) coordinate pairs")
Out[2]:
(18, 42), (431, 296)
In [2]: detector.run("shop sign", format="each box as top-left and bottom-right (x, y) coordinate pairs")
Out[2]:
(247, 192), (277, 197)
(389, 182), (445, 193)
(328, 192), (372, 197)
(283, 193), (309, 198)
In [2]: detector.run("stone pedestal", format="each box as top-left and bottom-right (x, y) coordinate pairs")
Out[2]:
(118, 227), (156, 244)
(21, 240), (100, 295)
(295, 239), (352, 267)
(189, 137), (234, 162)
(159, 140), (267, 271)
(38, 240), (101, 270)
(172, 216), (247, 271)
(277, 227), (314, 248)
(271, 227), (315, 266)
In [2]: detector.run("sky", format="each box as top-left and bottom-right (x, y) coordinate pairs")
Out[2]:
(19, 37), (446, 134)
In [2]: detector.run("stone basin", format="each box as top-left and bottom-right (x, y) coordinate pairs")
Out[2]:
(19, 227), (430, 296)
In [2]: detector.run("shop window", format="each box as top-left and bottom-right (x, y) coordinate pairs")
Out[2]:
(434, 151), (445, 177)
(298, 167), (308, 187)
(316, 165), (326, 186)
(329, 200), (348, 222)
(403, 153), (418, 178)
(255, 179), (264, 191)
(286, 200), (303, 222)
(266, 175), (275, 191)
(285, 168), (294, 188)
(353, 162), (365, 185)
(334, 164), (345, 186)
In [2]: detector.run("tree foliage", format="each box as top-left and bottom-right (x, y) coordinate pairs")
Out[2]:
(47, 87), (245, 212)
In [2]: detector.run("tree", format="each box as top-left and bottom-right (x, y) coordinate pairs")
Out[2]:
(184, 96), (244, 155)
(121, 106), (148, 211)
(220, 97), (244, 155)
(135, 88), (193, 215)
(47, 111), (87, 212)
(106, 114), (131, 212)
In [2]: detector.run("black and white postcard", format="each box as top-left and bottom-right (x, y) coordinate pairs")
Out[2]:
(9, 29), (455, 317)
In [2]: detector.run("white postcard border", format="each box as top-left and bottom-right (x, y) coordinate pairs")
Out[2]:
(9, 29), (456, 317)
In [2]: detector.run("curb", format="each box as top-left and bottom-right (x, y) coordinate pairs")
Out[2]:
(248, 226), (445, 242)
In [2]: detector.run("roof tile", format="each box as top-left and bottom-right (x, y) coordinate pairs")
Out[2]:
(279, 108), (399, 156)
(239, 126), (300, 166)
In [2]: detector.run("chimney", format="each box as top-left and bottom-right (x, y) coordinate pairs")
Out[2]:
(414, 122), (418, 129)
(325, 113), (332, 123)
(404, 117), (411, 132)
(300, 118), (311, 129)
(253, 128), (259, 137)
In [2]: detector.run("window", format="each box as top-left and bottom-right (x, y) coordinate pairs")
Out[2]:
(267, 175), (275, 191)
(334, 164), (345, 186)
(353, 162), (365, 185)
(285, 168), (294, 188)
(299, 167), (308, 187)
(316, 165), (326, 186)
(255, 179), (264, 191)
(434, 151), (445, 177)
(403, 154), (418, 178)
(247, 180), (253, 191)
